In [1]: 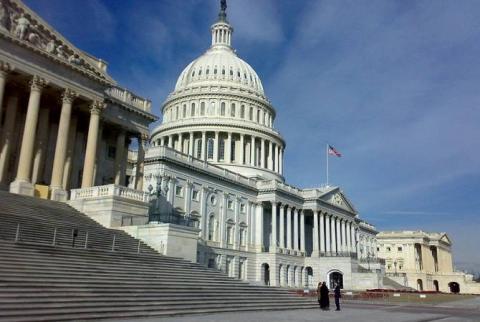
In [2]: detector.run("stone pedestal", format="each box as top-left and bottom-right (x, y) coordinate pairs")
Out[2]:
(10, 180), (34, 196)
(50, 187), (68, 201)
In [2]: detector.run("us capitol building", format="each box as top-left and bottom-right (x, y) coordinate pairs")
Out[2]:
(2, 0), (477, 293)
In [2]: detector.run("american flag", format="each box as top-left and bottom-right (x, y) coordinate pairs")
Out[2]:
(328, 145), (342, 157)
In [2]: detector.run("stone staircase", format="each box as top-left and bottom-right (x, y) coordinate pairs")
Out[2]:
(0, 191), (316, 321)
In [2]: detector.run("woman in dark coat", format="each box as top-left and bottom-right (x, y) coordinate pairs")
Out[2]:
(319, 281), (330, 310)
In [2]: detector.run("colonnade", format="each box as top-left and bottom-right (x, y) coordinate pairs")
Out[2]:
(155, 131), (284, 175)
(0, 68), (147, 199)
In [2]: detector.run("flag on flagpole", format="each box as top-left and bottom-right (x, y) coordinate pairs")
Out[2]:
(328, 145), (342, 157)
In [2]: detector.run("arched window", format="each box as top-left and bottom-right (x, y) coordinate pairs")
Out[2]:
(240, 105), (245, 118)
(210, 101), (216, 115)
(220, 102), (226, 116)
(206, 68), (210, 75)
(249, 107), (253, 120)
(191, 103), (196, 116)
(183, 104), (187, 118)
(175, 106), (179, 120)
(207, 138), (214, 159)
(231, 140), (235, 162)
(231, 103), (236, 117)
(200, 102), (205, 115)
(219, 137), (225, 161)
(214, 66), (218, 75)
(208, 214), (216, 241)
(257, 109), (260, 123)
(196, 139), (202, 159)
(191, 70), (195, 77)
(199, 68), (202, 76)
(222, 68), (226, 75)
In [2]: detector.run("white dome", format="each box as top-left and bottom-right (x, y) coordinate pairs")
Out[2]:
(174, 46), (265, 95)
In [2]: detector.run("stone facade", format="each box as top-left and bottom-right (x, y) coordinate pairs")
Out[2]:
(377, 231), (480, 294)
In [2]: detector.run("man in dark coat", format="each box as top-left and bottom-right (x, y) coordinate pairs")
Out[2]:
(319, 281), (330, 310)
(334, 283), (342, 311)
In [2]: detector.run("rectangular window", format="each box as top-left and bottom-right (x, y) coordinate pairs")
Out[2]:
(227, 200), (233, 210)
(219, 139), (225, 161)
(175, 186), (184, 197)
(192, 190), (199, 201)
(386, 247), (391, 252)
(398, 246), (403, 252)
(240, 203), (246, 213)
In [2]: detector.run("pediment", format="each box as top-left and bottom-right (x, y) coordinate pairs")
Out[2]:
(439, 233), (452, 245)
(0, 0), (113, 83)
(319, 188), (357, 214)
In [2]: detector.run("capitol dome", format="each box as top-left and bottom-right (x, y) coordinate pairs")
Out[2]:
(151, 2), (285, 181)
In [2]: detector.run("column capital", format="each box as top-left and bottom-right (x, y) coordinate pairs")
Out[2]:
(90, 100), (106, 115)
(0, 61), (14, 75)
(29, 75), (48, 92)
(139, 132), (149, 142)
(61, 88), (78, 104)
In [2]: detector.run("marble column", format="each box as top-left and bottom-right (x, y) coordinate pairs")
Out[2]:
(330, 216), (337, 254)
(279, 204), (285, 249)
(31, 107), (50, 185)
(0, 62), (13, 126)
(271, 202), (277, 251)
(351, 224), (357, 253)
(201, 131), (206, 160)
(168, 135), (173, 148)
(260, 138), (265, 168)
(346, 221), (351, 253)
(160, 137), (165, 147)
(279, 148), (283, 175)
(226, 132), (232, 163)
(250, 136), (255, 166)
(325, 214), (331, 253)
(62, 116), (77, 190)
(274, 144), (279, 173)
(300, 210), (305, 252)
(220, 193), (228, 248)
(341, 219), (347, 253)
(286, 206), (292, 250)
(81, 100), (105, 188)
(10, 76), (48, 196)
(312, 210), (319, 256)
(135, 134), (147, 190)
(268, 141), (273, 170)
(114, 130), (126, 185)
(214, 131), (219, 162)
(255, 203), (264, 251)
(293, 208), (299, 251)
(178, 133), (183, 153)
(239, 134), (244, 165)
(319, 212), (325, 254)
(336, 217), (341, 254)
(50, 89), (77, 200)
(0, 93), (19, 185)
(188, 132), (194, 156)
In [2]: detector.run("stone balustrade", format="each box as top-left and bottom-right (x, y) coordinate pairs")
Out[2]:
(71, 184), (149, 203)
(106, 86), (152, 113)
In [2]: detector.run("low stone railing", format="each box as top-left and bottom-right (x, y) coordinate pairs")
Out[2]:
(70, 184), (150, 203)
(106, 86), (152, 113)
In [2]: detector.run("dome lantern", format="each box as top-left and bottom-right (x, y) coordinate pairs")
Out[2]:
(211, 0), (233, 48)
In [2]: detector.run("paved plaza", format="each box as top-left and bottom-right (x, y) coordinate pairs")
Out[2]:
(120, 300), (480, 322)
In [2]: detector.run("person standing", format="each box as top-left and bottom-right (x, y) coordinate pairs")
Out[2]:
(320, 281), (330, 310)
(334, 283), (342, 311)
(316, 282), (322, 309)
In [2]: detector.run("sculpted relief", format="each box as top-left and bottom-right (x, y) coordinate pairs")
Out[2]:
(0, 0), (104, 78)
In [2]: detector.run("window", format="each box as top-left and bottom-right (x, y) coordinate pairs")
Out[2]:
(240, 203), (246, 213)
(192, 190), (199, 201)
(219, 138), (225, 160)
(222, 68), (225, 75)
(175, 186), (184, 197)
(386, 247), (391, 252)
(231, 140), (235, 162)
(196, 140), (202, 159)
(200, 102), (205, 115)
(398, 246), (403, 252)
(220, 102), (226, 116)
(399, 264), (403, 270)
(231, 104), (236, 117)
(199, 68), (202, 76)
(191, 71), (195, 77)
(239, 228), (245, 246)
(183, 105), (187, 118)
(377, 247), (380, 252)
(191, 103), (196, 116)
(230, 69), (233, 76)
(227, 200), (233, 210)
(387, 264), (392, 270)
(226, 226), (234, 244)
(257, 109), (260, 122)
(207, 138), (214, 159)
(214, 67), (218, 75)
(240, 105), (245, 118)
(210, 195), (217, 205)
(208, 215), (216, 241)
(249, 107), (253, 120)
(107, 146), (116, 159)
(175, 106), (179, 119)
(206, 68), (210, 75)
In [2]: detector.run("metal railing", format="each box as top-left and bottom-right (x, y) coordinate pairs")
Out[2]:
(7, 222), (148, 254)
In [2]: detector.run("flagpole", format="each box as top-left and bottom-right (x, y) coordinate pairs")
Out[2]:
(326, 144), (329, 186)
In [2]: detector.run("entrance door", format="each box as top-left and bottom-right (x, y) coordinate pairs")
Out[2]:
(329, 272), (343, 289)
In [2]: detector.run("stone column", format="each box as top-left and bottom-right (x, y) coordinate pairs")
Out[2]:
(220, 192), (228, 248)
(0, 93), (19, 186)
(320, 212), (325, 254)
(271, 202), (277, 251)
(160, 137), (165, 147)
(201, 131), (206, 160)
(341, 219), (347, 253)
(189, 131), (194, 156)
(168, 135), (173, 148)
(286, 206), (292, 250)
(31, 107), (50, 185)
(184, 180), (193, 216)
(279, 204), (285, 248)
(312, 210), (319, 257)
(268, 141), (273, 170)
(164, 176), (172, 203)
(330, 216), (337, 254)
(351, 224), (357, 254)
(200, 187), (210, 240)
(178, 133), (183, 153)
(135, 134), (147, 190)
(293, 208), (299, 251)
(50, 89), (77, 200)
(260, 139), (265, 168)
(0, 62), (13, 126)
(81, 100), (105, 188)
(62, 116), (78, 190)
(336, 217), (341, 254)
(92, 123), (104, 186)
(250, 136), (255, 166)
(300, 210), (305, 252)
(214, 131), (219, 162)
(279, 148), (283, 175)
(255, 203), (264, 251)
(226, 132), (232, 163)
(274, 144), (279, 173)
(10, 76), (48, 196)
(114, 130), (126, 186)
(239, 134), (244, 165)
(346, 221), (351, 253)
(325, 214), (331, 253)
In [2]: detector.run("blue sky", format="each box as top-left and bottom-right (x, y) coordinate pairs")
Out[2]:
(25, 0), (480, 272)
